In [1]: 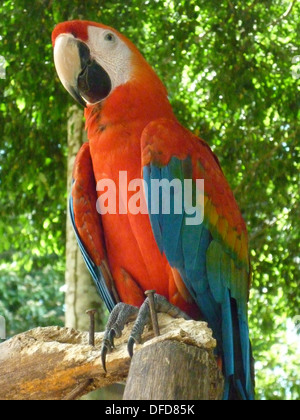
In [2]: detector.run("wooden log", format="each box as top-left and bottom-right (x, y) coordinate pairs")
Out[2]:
(123, 340), (224, 400)
(0, 314), (223, 400)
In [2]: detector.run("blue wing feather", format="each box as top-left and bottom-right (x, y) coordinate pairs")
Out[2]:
(69, 192), (116, 312)
(143, 166), (163, 253)
(144, 155), (254, 400)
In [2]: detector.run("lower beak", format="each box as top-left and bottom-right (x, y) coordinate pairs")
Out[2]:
(54, 35), (112, 107)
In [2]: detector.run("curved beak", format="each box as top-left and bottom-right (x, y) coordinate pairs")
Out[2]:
(54, 35), (86, 107)
(53, 34), (111, 107)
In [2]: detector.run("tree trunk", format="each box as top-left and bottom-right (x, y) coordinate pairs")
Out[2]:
(123, 340), (223, 400)
(65, 105), (107, 332)
(66, 106), (115, 401)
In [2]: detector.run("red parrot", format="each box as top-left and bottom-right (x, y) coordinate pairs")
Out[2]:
(52, 20), (255, 400)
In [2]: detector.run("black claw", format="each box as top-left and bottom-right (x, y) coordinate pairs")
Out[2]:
(128, 337), (136, 358)
(101, 344), (108, 373)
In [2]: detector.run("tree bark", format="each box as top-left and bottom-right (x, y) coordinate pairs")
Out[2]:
(65, 105), (106, 332)
(66, 106), (116, 401)
(123, 341), (223, 400)
(0, 315), (223, 401)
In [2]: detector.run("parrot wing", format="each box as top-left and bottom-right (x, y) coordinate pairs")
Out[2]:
(141, 118), (254, 400)
(70, 142), (119, 312)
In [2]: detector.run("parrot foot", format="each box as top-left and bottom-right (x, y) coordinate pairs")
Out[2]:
(101, 295), (190, 372)
(101, 302), (139, 372)
(127, 294), (190, 359)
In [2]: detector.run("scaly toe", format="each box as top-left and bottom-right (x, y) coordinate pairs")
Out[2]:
(100, 303), (139, 372)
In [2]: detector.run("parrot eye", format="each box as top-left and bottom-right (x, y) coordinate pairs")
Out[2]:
(104, 33), (115, 42)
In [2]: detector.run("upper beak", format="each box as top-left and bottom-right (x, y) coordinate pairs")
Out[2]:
(53, 34), (112, 107)
(54, 35), (87, 107)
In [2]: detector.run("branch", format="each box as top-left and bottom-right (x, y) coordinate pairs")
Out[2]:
(244, 0), (260, 14)
(249, 216), (280, 243)
(227, 0), (234, 10)
(269, 0), (297, 27)
(0, 314), (221, 400)
(233, 136), (292, 196)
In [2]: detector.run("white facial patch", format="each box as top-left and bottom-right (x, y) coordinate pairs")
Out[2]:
(87, 26), (133, 91)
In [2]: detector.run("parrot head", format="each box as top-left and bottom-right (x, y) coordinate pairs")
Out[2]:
(52, 20), (161, 108)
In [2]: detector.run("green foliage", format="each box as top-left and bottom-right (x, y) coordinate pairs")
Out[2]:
(0, 266), (64, 335)
(0, 0), (299, 400)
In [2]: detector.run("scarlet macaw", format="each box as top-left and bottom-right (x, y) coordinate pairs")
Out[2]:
(52, 20), (255, 400)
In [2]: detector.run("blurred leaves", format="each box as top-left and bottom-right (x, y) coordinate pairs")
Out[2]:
(0, 0), (299, 400)
(0, 265), (65, 335)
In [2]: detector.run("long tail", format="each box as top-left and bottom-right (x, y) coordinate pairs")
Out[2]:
(222, 295), (255, 400)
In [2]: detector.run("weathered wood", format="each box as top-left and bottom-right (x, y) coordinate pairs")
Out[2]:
(123, 340), (224, 400)
(0, 314), (222, 400)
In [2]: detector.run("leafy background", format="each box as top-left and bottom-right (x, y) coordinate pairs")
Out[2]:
(0, 0), (299, 400)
